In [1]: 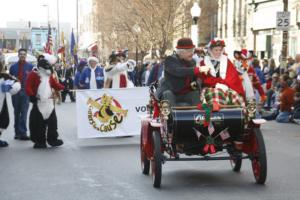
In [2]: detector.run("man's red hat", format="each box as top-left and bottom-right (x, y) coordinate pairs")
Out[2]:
(176, 38), (195, 49)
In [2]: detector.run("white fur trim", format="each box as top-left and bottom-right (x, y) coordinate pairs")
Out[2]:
(37, 75), (54, 119)
(43, 54), (57, 65)
(9, 82), (21, 95)
(204, 55), (227, 79)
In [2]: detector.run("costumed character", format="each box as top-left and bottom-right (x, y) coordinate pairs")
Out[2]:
(0, 63), (21, 147)
(238, 49), (266, 103)
(199, 39), (245, 106)
(104, 52), (135, 88)
(25, 58), (64, 148)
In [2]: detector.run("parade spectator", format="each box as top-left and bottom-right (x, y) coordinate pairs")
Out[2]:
(262, 59), (269, 80)
(80, 57), (104, 89)
(291, 92), (300, 124)
(253, 59), (266, 85)
(266, 73), (280, 108)
(289, 54), (300, 79)
(268, 58), (277, 76)
(142, 62), (152, 86)
(9, 48), (33, 140)
(276, 74), (295, 123)
(74, 59), (87, 89)
(147, 59), (165, 86)
(60, 64), (75, 102)
(287, 56), (295, 69)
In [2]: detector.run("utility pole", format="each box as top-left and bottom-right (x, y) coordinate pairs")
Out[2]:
(76, 0), (79, 45)
(281, 0), (289, 73)
(57, 0), (60, 48)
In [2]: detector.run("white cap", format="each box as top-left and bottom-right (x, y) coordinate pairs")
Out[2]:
(88, 56), (99, 63)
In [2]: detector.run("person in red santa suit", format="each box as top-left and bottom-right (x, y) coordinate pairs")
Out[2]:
(26, 58), (64, 148)
(199, 39), (245, 103)
(104, 52), (135, 88)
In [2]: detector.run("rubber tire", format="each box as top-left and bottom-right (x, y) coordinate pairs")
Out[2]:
(151, 131), (162, 188)
(140, 135), (150, 175)
(252, 128), (267, 184)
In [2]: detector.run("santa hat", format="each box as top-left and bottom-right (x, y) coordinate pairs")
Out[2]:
(88, 56), (99, 63)
(240, 49), (252, 59)
(176, 38), (195, 49)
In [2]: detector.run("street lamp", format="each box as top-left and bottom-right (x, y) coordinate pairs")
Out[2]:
(132, 24), (141, 64)
(43, 4), (50, 26)
(190, 2), (201, 47)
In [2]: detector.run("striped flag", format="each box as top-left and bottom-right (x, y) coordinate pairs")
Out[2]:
(219, 128), (230, 140)
(44, 24), (53, 54)
(208, 122), (215, 135)
(193, 128), (202, 140)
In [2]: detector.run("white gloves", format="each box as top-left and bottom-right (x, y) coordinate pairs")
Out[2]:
(126, 59), (136, 72)
(199, 65), (210, 75)
(215, 83), (228, 93)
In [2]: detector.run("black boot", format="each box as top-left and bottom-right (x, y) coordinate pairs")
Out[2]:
(33, 143), (47, 149)
(47, 139), (63, 147)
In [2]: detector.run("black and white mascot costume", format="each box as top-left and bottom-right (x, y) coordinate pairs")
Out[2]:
(26, 58), (64, 148)
(0, 64), (21, 147)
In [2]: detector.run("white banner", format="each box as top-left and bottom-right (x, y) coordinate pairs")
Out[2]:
(76, 87), (149, 138)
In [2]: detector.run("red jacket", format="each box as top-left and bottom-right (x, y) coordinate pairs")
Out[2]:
(280, 87), (295, 112)
(200, 59), (245, 96)
(26, 71), (64, 97)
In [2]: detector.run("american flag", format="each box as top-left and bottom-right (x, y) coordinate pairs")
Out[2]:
(208, 122), (215, 135)
(219, 128), (230, 140)
(44, 24), (53, 54)
(193, 128), (202, 140)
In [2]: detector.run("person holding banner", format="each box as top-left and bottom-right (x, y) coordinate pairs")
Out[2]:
(80, 57), (104, 89)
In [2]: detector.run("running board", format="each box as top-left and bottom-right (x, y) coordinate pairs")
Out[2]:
(165, 156), (250, 161)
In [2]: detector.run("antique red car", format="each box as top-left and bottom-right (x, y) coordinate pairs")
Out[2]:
(140, 84), (267, 188)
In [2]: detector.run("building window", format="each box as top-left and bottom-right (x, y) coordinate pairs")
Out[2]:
(36, 34), (41, 46)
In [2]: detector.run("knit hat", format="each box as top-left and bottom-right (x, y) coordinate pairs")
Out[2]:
(176, 38), (195, 49)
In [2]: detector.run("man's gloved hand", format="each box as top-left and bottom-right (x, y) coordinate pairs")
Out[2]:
(29, 96), (38, 103)
(1, 83), (12, 93)
(198, 65), (210, 75)
(215, 83), (229, 93)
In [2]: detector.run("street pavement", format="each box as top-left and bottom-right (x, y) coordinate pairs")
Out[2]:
(1, 98), (300, 200)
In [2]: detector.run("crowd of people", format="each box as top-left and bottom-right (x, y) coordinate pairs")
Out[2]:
(0, 37), (299, 148)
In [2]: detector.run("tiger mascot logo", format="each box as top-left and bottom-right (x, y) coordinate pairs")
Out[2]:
(87, 94), (128, 132)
